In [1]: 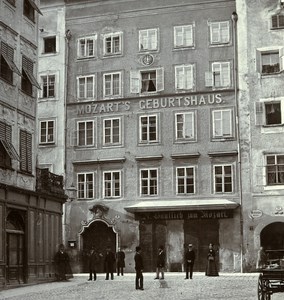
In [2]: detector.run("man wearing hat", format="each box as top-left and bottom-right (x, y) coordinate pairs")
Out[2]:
(184, 243), (195, 279)
(134, 246), (144, 290)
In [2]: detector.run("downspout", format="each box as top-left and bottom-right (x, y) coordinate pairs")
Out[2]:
(231, 12), (243, 273)
(63, 28), (72, 246)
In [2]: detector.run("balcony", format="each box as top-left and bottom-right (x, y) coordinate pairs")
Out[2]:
(36, 168), (65, 196)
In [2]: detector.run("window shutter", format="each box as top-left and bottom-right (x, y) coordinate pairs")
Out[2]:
(279, 47), (284, 72)
(156, 67), (164, 92)
(205, 71), (213, 87)
(255, 102), (265, 126)
(130, 70), (140, 94)
(26, 132), (32, 173)
(255, 50), (261, 73)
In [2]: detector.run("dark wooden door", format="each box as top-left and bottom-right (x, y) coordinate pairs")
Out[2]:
(82, 221), (116, 273)
(184, 219), (219, 271)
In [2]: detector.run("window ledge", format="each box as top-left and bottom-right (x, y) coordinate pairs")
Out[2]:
(73, 157), (126, 165)
(17, 170), (34, 177)
(208, 150), (238, 157)
(135, 155), (163, 161)
(263, 185), (284, 191)
(171, 153), (200, 159)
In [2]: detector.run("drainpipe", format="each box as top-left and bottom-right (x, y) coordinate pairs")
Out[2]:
(62, 28), (72, 246)
(231, 12), (243, 273)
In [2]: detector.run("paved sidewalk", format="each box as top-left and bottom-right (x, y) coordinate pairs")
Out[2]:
(0, 272), (282, 300)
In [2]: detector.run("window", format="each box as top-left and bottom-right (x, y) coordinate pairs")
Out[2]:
(41, 75), (55, 98)
(174, 25), (194, 48)
(43, 37), (56, 54)
(175, 112), (195, 141)
(77, 120), (95, 147)
(271, 15), (284, 29)
(103, 171), (121, 198)
(21, 56), (41, 96)
(139, 115), (158, 143)
(130, 68), (164, 94)
(103, 118), (121, 146)
(0, 121), (20, 168)
(0, 42), (21, 84)
(140, 168), (158, 196)
(103, 72), (122, 98)
(77, 36), (96, 58)
(255, 101), (283, 126)
(20, 130), (32, 174)
(77, 75), (96, 100)
(176, 167), (195, 194)
(77, 173), (94, 199)
(205, 62), (231, 88)
(139, 28), (158, 51)
(39, 120), (55, 144)
(214, 164), (233, 193)
(103, 33), (122, 56)
(209, 21), (230, 45)
(261, 52), (280, 74)
(212, 108), (233, 138)
(23, 0), (42, 22)
(266, 154), (284, 185)
(175, 64), (194, 91)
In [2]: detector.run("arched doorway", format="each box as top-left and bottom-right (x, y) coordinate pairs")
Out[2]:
(81, 220), (117, 273)
(6, 210), (26, 284)
(260, 222), (284, 260)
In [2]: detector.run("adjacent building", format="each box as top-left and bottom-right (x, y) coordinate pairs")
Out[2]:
(237, 0), (284, 271)
(64, 0), (241, 273)
(0, 0), (66, 287)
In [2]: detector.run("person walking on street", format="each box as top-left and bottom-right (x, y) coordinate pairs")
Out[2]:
(104, 246), (115, 280)
(134, 246), (144, 290)
(87, 246), (100, 281)
(116, 247), (125, 276)
(54, 244), (72, 281)
(154, 245), (166, 279)
(205, 243), (219, 276)
(185, 243), (195, 279)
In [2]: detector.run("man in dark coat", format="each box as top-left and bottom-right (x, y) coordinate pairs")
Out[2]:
(54, 244), (72, 281)
(134, 246), (144, 290)
(88, 246), (100, 281)
(154, 245), (166, 279)
(116, 247), (125, 276)
(184, 243), (195, 279)
(104, 246), (116, 280)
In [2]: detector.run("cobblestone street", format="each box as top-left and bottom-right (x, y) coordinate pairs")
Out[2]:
(1, 273), (283, 300)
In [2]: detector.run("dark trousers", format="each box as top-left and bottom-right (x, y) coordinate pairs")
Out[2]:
(106, 265), (114, 280)
(89, 269), (97, 280)
(135, 269), (143, 289)
(185, 263), (194, 279)
(117, 266), (124, 275)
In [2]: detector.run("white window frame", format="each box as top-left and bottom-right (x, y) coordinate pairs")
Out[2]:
(205, 62), (231, 88)
(209, 21), (230, 45)
(77, 75), (96, 100)
(139, 114), (158, 144)
(140, 168), (158, 196)
(175, 112), (196, 141)
(176, 166), (195, 195)
(175, 64), (194, 91)
(212, 108), (233, 138)
(76, 120), (96, 147)
(174, 25), (194, 48)
(266, 154), (284, 186)
(77, 36), (96, 58)
(213, 164), (233, 193)
(130, 68), (164, 94)
(77, 172), (95, 199)
(103, 71), (122, 98)
(40, 74), (55, 98)
(139, 28), (158, 51)
(103, 170), (121, 198)
(39, 120), (55, 144)
(103, 32), (122, 56)
(103, 117), (121, 146)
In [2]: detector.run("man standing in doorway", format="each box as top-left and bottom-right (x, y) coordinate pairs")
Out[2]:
(185, 243), (195, 279)
(134, 246), (144, 290)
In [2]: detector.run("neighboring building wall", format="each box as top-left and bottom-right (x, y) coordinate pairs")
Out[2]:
(237, 0), (284, 271)
(0, 0), (66, 287)
(64, 0), (241, 273)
